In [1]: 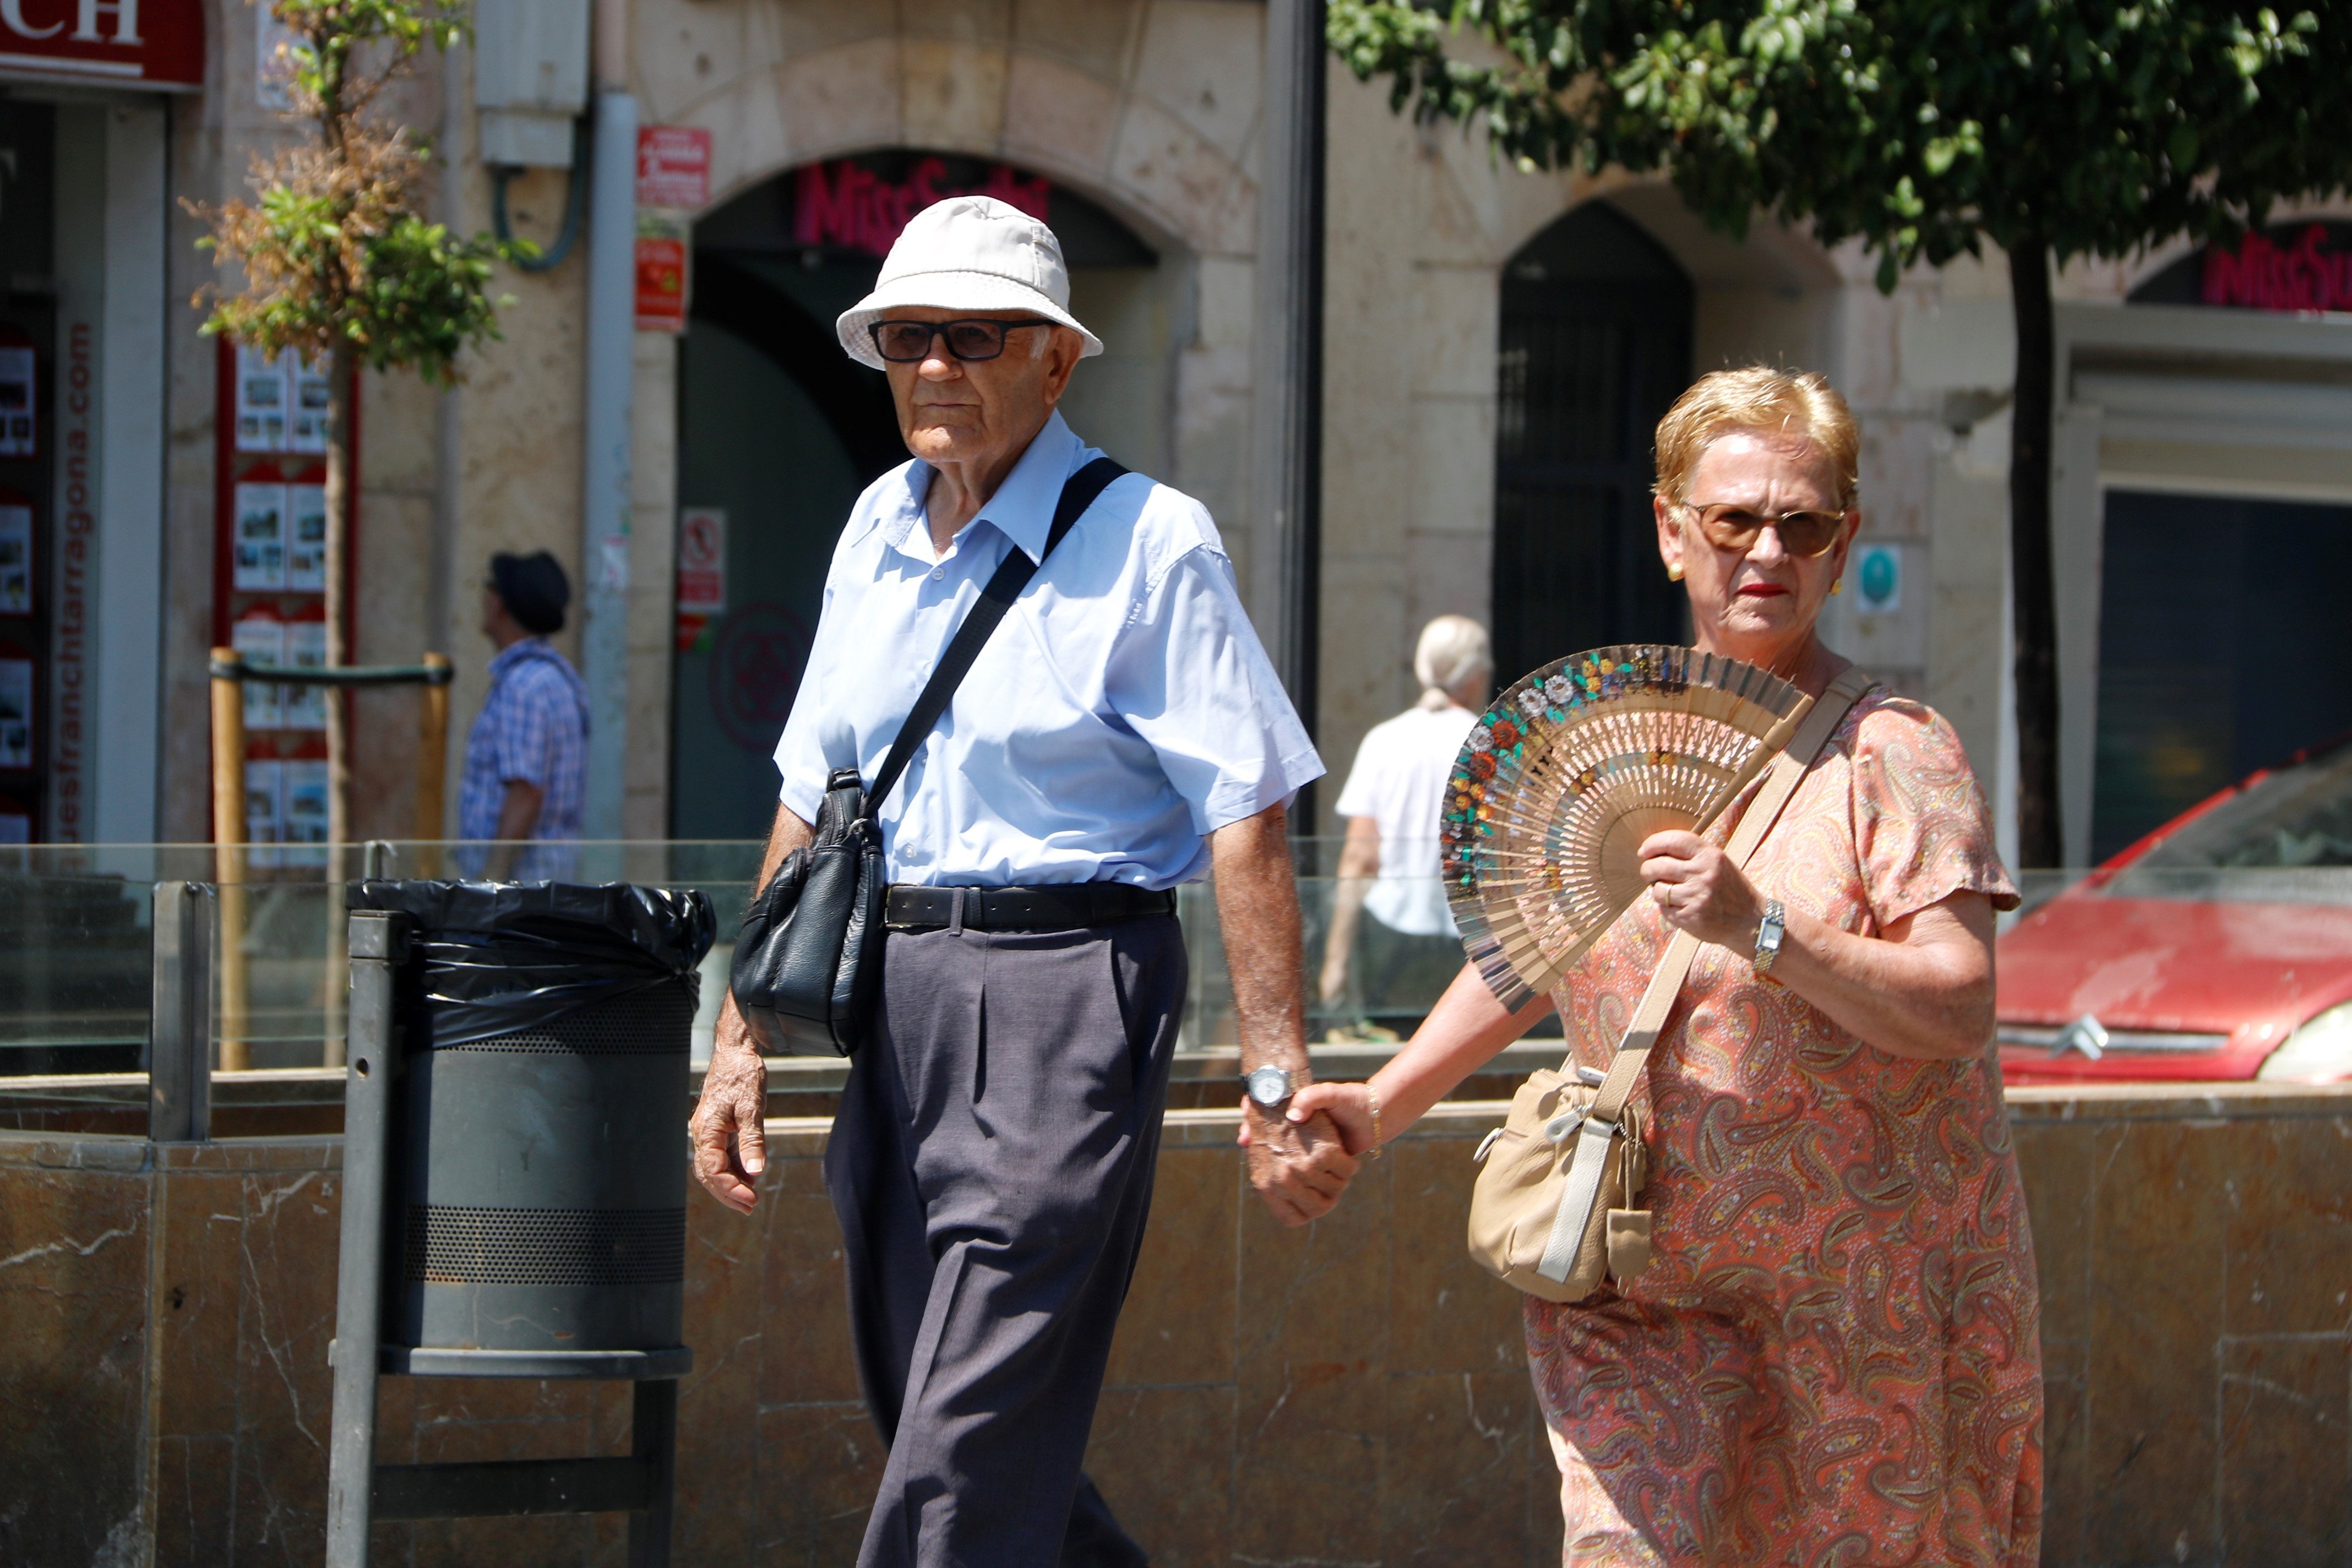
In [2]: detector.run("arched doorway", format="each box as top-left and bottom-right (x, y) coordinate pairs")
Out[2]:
(670, 153), (1161, 838)
(1489, 201), (1694, 686)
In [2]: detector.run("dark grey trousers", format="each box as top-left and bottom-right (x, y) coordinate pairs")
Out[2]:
(823, 913), (1186, 1568)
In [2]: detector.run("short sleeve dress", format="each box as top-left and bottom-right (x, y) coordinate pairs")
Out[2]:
(1524, 690), (2041, 1567)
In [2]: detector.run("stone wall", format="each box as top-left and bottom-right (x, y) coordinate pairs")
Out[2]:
(4, 1082), (2348, 1566)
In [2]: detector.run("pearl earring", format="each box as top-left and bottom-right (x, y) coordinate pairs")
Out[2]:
(1667, 562), (1684, 582)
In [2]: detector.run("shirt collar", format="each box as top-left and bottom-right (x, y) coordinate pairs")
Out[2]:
(886, 411), (1083, 566)
(488, 636), (550, 679)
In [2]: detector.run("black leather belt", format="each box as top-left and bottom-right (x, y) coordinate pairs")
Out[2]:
(883, 883), (1176, 933)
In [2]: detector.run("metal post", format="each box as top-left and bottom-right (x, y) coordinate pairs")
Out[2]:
(1251, 0), (1328, 767)
(626, 1379), (678, 1568)
(325, 909), (407, 1567)
(148, 881), (214, 1143)
(580, 86), (638, 840)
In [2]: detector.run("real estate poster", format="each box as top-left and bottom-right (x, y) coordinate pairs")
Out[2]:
(0, 657), (31, 770)
(232, 613), (287, 731)
(281, 760), (329, 866)
(0, 347), (33, 458)
(286, 483), (328, 591)
(0, 502), (30, 614)
(243, 758), (284, 866)
(236, 346), (289, 453)
(289, 357), (331, 453)
(283, 619), (328, 731)
(234, 482), (288, 590)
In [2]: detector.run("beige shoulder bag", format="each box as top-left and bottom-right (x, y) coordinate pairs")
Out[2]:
(1464, 666), (1873, 1303)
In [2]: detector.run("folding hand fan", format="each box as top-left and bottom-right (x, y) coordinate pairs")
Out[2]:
(1441, 645), (1814, 1010)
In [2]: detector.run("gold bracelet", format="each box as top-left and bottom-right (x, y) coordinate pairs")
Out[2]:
(1365, 1087), (1382, 1160)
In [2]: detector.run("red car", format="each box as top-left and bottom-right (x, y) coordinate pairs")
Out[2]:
(1995, 734), (2352, 1084)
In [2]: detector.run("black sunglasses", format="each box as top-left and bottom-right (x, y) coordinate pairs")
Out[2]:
(868, 318), (1059, 363)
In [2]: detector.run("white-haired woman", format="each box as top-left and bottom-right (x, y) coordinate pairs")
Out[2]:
(1318, 614), (1493, 1036)
(1289, 369), (2042, 1565)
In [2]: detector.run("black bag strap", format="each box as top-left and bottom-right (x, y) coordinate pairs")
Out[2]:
(863, 455), (1128, 816)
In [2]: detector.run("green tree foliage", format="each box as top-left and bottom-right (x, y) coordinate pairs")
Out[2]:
(1331, 0), (2352, 864)
(193, 0), (527, 850)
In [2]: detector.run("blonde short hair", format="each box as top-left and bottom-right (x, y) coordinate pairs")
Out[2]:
(1652, 367), (1859, 511)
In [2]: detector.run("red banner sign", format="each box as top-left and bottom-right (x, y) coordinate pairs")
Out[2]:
(794, 157), (1050, 257)
(2203, 224), (2352, 315)
(637, 126), (711, 211)
(634, 235), (688, 333)
(0, 0), (204, 90)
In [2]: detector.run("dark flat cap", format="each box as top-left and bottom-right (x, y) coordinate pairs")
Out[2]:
(491, 550), (571, 636)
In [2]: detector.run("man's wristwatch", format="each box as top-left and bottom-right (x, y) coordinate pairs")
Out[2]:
(1752, 898), (1788, 978)
(1244, 1065), (1295, 1112)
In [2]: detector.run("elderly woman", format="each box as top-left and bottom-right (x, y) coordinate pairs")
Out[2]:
(1286, 368), (2042, 1565)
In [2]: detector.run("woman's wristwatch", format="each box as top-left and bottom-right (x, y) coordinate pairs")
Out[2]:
(1752, 898), (1788, 978)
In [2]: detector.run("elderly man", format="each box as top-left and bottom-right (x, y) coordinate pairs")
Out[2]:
(688, 196), (1355, 1567)
(459, 549), (586, 881)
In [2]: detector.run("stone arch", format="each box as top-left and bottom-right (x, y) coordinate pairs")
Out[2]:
(644, 35), (1256, 265)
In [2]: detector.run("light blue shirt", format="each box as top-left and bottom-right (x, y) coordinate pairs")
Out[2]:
(772, 412), (1322, 889)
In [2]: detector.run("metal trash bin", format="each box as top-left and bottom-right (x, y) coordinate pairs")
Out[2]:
(326, 880), (715, 1567)
(351, 879), (714, 1357)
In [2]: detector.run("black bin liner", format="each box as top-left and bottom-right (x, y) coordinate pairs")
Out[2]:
(347, 879), (717, 1355)
(349, 879), (715, 1047)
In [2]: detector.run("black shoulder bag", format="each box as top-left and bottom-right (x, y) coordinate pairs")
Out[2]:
(729, 456), (1128, 1056)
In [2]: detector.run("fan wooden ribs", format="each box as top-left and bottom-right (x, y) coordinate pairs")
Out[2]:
(1441, 646), (1812, 1010)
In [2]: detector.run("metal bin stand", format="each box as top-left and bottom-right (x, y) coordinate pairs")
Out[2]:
(325, 905), (694, 1566)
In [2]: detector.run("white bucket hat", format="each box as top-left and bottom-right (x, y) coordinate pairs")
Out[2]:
(835, 195), (1104, 370)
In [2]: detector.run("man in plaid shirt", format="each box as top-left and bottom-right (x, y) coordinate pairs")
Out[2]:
(458, 551), (589, 881)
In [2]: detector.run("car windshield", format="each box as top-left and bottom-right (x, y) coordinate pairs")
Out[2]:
(2090, 738), (2352, 905)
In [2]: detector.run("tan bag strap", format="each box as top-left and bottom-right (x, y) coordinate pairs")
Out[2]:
(1584, 665), (1875, 1126)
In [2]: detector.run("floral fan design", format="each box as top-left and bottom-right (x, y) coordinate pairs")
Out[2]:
(1441, 645), (1814, 1010)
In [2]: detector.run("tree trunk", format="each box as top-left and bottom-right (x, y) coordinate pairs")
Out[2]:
(2007, 238), (2062, 869)
(323, 341), (353, 848)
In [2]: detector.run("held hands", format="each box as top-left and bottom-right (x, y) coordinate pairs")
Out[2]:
(1237, 1102), (1359, 1227)
(688, 994), (769, 1214)
(1638, 830), (1764, 951)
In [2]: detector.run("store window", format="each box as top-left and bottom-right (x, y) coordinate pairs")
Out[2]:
(1491, 200), (1693, 686)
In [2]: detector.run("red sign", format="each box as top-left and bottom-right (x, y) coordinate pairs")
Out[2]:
(636, 126), (711, 211)
(795, 157), (1050, 257)
(0, 0), (205, 90)
(634, 236), (688, 333)
(2203, 224), (2352, 314)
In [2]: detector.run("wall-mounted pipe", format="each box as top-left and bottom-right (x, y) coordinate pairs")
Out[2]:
(578, 0), (635, 839)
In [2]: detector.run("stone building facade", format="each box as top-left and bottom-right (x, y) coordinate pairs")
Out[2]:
(4, 0), (2349, 865)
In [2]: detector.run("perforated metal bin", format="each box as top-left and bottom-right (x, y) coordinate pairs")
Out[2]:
(349, 880), (712, 1358)
(396, 982), (693, 1352)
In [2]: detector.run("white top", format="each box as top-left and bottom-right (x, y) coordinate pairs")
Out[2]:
(1332, 701), (1477, 937)
(772, 412), (1323, 889)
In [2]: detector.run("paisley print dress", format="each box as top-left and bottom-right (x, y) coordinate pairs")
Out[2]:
(1525, 692), (2041, 1567)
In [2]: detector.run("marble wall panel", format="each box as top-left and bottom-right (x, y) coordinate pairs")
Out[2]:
(11, 1087), (2352, 1565)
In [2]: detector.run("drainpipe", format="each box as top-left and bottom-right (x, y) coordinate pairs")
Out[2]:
(1251, 0), (1327, 813)
(579, 0), (636, 840)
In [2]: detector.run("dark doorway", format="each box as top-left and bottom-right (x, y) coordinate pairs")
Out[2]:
(671, 153), (1157, 839)
(1490, 202), (1694, 687)
(2092, 489), (2352, 862)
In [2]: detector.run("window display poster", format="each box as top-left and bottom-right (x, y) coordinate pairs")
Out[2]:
(236, 345), (288, 453)
(232, 613), (287, 730)
(243, 758), (283, 842)
(0, 804), (27, 845)
(0, 657), (31, 770)
(284, 618), (328, 731)
(286, 483), (328, 590)
(0, 501), (30, 614)
(0, 346), (32, 458)
(235, 482), (288, 590)
(281, 760), (329, 865)
(290, 357), (331, 453)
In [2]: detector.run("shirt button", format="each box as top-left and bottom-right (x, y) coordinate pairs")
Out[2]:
(930, 567), (944, 581)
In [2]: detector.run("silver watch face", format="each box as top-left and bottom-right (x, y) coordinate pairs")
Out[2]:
(1244, 1065), (1294, 1107)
